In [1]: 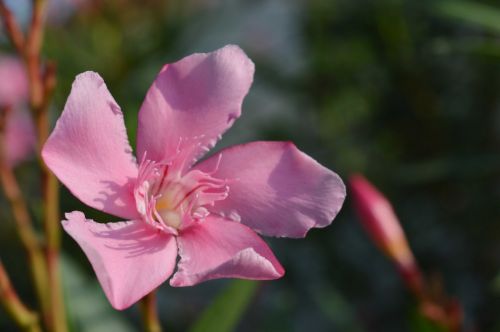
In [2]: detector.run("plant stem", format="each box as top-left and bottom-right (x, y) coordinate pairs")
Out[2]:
(35, 60), (66, 332)
(25, 1), (66, 331)
(25, 0), (47, 112)
(0, 107), (50, 329)
(0, 1), (25, 53)
(0, 2), (66, 331)
(0, 159), (49, 324)
(0, 260), (42, 332)
(140, 291), (163, 332)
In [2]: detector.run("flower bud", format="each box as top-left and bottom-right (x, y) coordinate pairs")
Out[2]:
(349, 174), (423, 297)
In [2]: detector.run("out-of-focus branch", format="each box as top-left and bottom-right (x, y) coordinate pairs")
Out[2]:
(0, 107), (49, 327)
(25, 2), (66, 331)
(0, 260), (42, 332)
(0, 2), (66, 331)
(25, 0), (47, 112)
(0, 1), (25, 53)
(26, 0), (67, 332)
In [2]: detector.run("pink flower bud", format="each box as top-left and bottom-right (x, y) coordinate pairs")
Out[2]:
(349, 174), (423, 296)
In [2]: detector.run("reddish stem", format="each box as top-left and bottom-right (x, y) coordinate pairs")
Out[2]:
(0, 1), (66, 331)
(0, 260), (42, 332)
(0, 1), (25, 52)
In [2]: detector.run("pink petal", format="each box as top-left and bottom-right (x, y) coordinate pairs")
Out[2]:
(42, 72), (139, 219)
(62, 211), (177, 310)
(5, 109), (35, 166)
(136, 45), (254, 169)
(170, 215), (284, 287)
(194, 141), (346, 238)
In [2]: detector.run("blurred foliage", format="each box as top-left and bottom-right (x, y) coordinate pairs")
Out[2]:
(411, 311), (449, 332)
(0, 0), (499, 331)
(434, 0), (500, 33)
(61, 254), (136, 332)
(189, 280), (258, 332)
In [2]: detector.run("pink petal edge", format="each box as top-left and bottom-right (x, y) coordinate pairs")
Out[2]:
(170, 215), (284, 287)
(136, 45), (255, 170)
(62, 211), (177, 310)
(42, 72), (139, 219)
(194, 141), (346, 238)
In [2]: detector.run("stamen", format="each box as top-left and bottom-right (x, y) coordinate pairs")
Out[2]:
(134, 154), (230, 233)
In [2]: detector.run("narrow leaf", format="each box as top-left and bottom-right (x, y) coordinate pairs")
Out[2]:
(433, 1), (500, 33)
(189, 280), (259, 332)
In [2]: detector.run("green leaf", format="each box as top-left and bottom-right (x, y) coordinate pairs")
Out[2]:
(432, 37), (500, 58)
(188, 280), (259, 332)
(61, 254), (136, 332)
(433, 1), (500, 33)
(492, 271), (500, 294)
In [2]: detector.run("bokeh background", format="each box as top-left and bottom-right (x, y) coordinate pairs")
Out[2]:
(1, 0), (499, 331)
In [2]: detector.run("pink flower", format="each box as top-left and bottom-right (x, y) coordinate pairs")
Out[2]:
(0, 57), (28, 108)
(5, 110), (36, 166)
(0, 56), (35, 166)
(42, 45), (346, 310)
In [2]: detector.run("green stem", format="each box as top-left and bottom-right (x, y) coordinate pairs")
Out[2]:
(140, 292), (163, 332)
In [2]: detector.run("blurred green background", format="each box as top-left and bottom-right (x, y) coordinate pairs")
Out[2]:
(1, 0), (499, 331)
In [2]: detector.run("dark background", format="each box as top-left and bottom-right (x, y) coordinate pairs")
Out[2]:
(1, 0), (499, 331)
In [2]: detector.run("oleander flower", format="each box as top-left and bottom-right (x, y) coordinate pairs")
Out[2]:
(5, 110), (36, 166)
(42, 45), (346, 310)
(0, 56), (35, 166)
(0, 57), (28, 108)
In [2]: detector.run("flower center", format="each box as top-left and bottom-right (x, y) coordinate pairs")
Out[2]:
(134, 155), (228, 234)
(154, 195), (181, 229)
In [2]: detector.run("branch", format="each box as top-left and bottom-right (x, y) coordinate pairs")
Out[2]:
(0, 1), (25, 53)
(0, 260), (42, 332)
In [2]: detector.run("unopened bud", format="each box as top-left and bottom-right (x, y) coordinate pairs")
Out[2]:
(349, 174), (423, 297)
